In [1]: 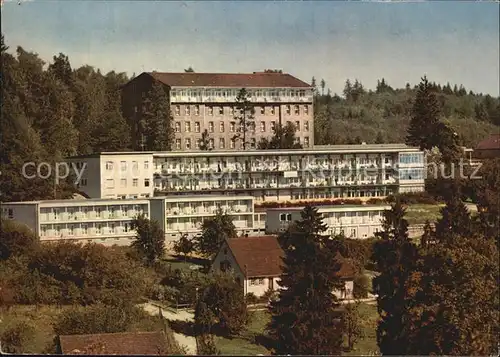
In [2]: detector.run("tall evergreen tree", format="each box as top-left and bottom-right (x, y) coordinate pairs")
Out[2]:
(371, 200), (419, 355)
(140, 81), (174, 151)
(232, 88), (255, 150)
(199, 129), (211, 151)
(406, 76), (441, 150)
(268, 205), (344, 355)
(48, 53), (73, 87)
(320, 79), (326, 96)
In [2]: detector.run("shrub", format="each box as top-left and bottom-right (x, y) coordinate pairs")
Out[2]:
(0, 219), (39, 260)
(245, 293), (258, 305)
(0, 320), (36, 353)
(353, 274), (370, 299)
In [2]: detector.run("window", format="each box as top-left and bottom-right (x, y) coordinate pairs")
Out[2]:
(175, 122), (181, 133)
(304, 137), (310, 147)
(144, 161), (149, 169)
(195, 140), (200, 150)
(185, 106), (190, 115)
(105, 179), (115, 189)
(195, 122), (200, 133)
(207, 106), (213, 115)
(230, 122), (235, 132)
(144, 179), (150, 187)
(271, 121), (276, 131)
(185, 122), (191, 132)
(295, 121), (300, 131)
(132, 161), (138, 170)
(105, 161), (113, 170)
(218, 106), (224, 115)
(294, 105), (299, 115)
(230, 139), (235, 149)
(271, 107), (275, 115)
(175, 105), (180, 116)
(80, 178), (87, 186)
(351, 229), (356, 237)
(304, 105), (309, 114)
(175, 139), (181, 150)
(260, 121), (266, 132)
(279, 213), (286, 221)
(251, 138), (256, 148)
(133, 178), (138, 187)
(185, 138), (191, 150)
(120, 161), (127, 171)
(304, 121), (309, 131)
(194, 105), (200, 115)
(260, 107), (265, 114)
(209, 122), (214, 133)
(230, 106), (234, 115)
(219, 138), (225, 149)
(286, 105), (291, 114)
(120, 178), (127, 187)
(7, 209), (13, 219)
(250, 278), (265, 286)
(209, 138), (214, 149)
(220, 122), (225, 133)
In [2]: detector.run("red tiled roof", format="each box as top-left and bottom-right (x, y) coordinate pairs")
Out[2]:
(225, 236), (356, 279)
(226, 236), (284, 278)
(476, 134), (500, 150)
(148, 72), (311, 88)
(59, 331), (171, 355)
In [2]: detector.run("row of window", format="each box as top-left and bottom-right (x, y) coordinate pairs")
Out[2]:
(173, 104), (310, 116)
(105, 160), (150, 171)
(174, 136), (310, 150)
(171, 89), (309, 99)
(174, 120), (310, 134)
(399, 153), (424, 164)
(105, 178), (150, 189)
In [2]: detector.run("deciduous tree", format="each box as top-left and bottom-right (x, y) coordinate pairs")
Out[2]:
(195, 209), (236, 258)
(131, 214), (166, 266)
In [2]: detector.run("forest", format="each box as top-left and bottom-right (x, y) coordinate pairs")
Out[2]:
(1, 34), (499, 202)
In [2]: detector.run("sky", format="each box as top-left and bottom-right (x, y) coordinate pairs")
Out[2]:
(2, 0), (499, 96)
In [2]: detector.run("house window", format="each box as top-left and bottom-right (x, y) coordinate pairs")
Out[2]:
(175, 122), (181, 133)
(175, 105), (180, 116)
(195, 122), (200, 133)
(271, 107), (275, 115)
(260, 122), (266, 132)
(271, 121), (276, 131)
(229, 107), (234, 115)
(220, 122), (225, 133)
(230, 139), (235, 149)
(295, 121), (300, 131)
(304, 105), (309, 114)
(185, 122), (191, 132)
(175, 139), (181, 150)
(218, 106), (224, 115)
(219, 138), (225, 149)
(207, 106), (213, 116)
(185, 106), (191, 116)
(105, 161), (113, 170)
(209, 138), (214, 149)
(120, 161), (126, 171)
(250, 278), (265, 286)
(144, 161), (149, 169)
(105, 179), (114, 189)
(133, 178), (138, 187)
(286, 105), (291, 115)
(294, 105), (299, 115)
(304, 121), (309, 131)
(209, 122), (214, 133)
(287, 213), (292, 221)
(351, 229), (356, 237)
(220, 260), (231, 272)
(280, 213), (286, 221)
(7, 209), (13, 219)
(120, 179), (127, 187)
(144, 179), (150, 187)
(260, 107), (265, 115)
(304, 137), (310, 147)
(251, 138), (256, 148)
(132, 161), (138, 170)
(185, 138), (191, 150)
(230, 122), (235, 132)
(194, 105), (200, 115)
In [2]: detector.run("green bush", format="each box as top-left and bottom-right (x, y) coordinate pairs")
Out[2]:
(245, 293), (258, 305)
(0, 320), (36, 353)
(353, 274), (370, 299)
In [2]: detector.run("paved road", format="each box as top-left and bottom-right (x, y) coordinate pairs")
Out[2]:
(138, 302), (197, 355)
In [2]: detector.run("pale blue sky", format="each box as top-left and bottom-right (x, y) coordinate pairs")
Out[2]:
(2, 0), (499, 96)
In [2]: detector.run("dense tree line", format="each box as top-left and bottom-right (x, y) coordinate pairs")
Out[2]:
(313, 76), (499, 147)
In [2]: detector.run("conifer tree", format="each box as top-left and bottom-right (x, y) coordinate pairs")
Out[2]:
(371, 200), (419, 355)
(406, 76), (441, 150)
(232, 88), (255, 150)
(268, 205), (344, 355)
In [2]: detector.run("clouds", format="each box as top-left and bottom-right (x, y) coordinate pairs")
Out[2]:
(2, 0), (498, 95)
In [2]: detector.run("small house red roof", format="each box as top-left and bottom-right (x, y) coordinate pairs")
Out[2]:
(476, 134), (500, 151)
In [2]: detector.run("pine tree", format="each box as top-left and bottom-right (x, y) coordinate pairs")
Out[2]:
(140, 81), (174, 151)
(268, 205), (344, 355)
(371, 200), (419, 355)
(232, 88), (255, 150)
(320, 79), (326, 96)
(199, 129), (211, 151)
(406, 76), (441, 150)
(48, 53), (73, 87)
(343, 79), (352, 101)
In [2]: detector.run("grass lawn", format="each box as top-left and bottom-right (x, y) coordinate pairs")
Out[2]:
(215, 310), (271, 355)
(404, 204), (444, 225)
(345, 303), (379, 356)
(162, 254), (208, 274)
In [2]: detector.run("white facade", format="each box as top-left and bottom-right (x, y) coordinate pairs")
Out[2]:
(67, 152), (155, 200)
(265, 204), (391, 238)
(1, 199), (150, 246)
(67, 144), (425, 202)
(150, 195), (254, 245)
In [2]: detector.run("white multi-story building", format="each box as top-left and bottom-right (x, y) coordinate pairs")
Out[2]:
(265, 204), (391, 239)
(68, 152), (155, 199)
(67, 144), (425, 202)
(150, 195), (254, 244)
(1, 199), (150, 246)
